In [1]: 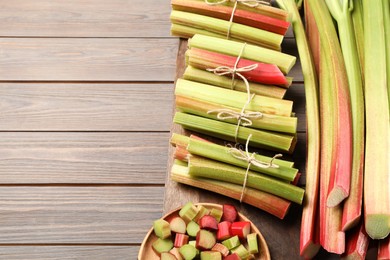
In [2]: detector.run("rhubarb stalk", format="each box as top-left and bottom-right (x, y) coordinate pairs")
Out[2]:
(378, 236), (390, 260)
(341, 223), (369, 260)
(362, 0), (390, 240)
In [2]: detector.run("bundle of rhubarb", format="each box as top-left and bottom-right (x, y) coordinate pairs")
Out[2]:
(275, 0), (390, 258)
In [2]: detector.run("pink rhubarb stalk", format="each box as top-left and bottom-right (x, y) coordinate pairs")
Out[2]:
(378, 236), (390, 260)
(341, 223), (369, 260)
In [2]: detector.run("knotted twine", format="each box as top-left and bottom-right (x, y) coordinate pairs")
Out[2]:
(228, 134), (282, 202)
(205, 0), (271, 39)
(207, 43), (262, 142)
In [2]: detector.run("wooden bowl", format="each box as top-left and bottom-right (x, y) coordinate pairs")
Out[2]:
(138, 203), (270, 260)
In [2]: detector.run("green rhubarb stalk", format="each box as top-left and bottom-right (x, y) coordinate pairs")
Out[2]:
(174, 112), (297, 153)
(170, 133), (296, 168)
(171, 23), (226, 39)
(170, 162), (291, 219)
(188, 34), (296, 74)
(176, 95), (298, 134)
(175, 79), (293, 117)
(384, 0), (390, 108)
(187, 156), (304, 204)
(351, 0), (364, 79)
(275, 0), (321, 257)
(326, 0), (365, 232)
(170, 10), (283, 50)
(362, 0), (390, 240)
(183, 66), (287, 99)
(186, 137), (298, 181)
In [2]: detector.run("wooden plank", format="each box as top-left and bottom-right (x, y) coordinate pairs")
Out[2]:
(0, 132), (169, 184)
(0, 246), (139, 259)
(0, 186), (163, 244)
(0, 83), (174, 131)
(0, 0), (171, 37)
(0, 38), (178, 81)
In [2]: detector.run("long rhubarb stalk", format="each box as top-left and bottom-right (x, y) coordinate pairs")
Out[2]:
(275, 0), (321, 258)
(175, 96), (298, 134)
(188, 156), (305, 204)
(173, 112), (296, 153)
(378, 236), (390, 260)
(170, 10), (282, 50)
(351, 0), (364, 79)
(186, 137), (298, 181)
(341, 223), (369, 260)
(171, 0), (290, 35)
(186, 48), (289, 86)
(325, 0), (365, 231)
(183, 66), (287, 99)
(170, 162), (291, 219)
(188, 34), (296, 74)
(384, 0), (390, 107)
(175, 79), (293, 117)
(307, 0), (353, 209)
(362, 0), (390, 240)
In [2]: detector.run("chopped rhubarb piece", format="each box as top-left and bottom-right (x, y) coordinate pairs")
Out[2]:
(198, 215), (218, 231)
(217, 221), (231, 241)
(200, 251), (222, 260)
(179, 244), (197, 260)
(174, 233), (189, 248)
(169, 247), (184, 260)
(170, 217), (187, 234)
(152, 238), (174, 254)
(221, 235), (240, 250)
(186, 221), (200, 237)
(188, 240), (200, 257)
(196, 229), (216, 250)
(211, 243), (229, 257)
(179, 202), (199, 223)
(230, 221), (251, 239)
(154, 219), (171, 239)
(161, 252), (178, 260)
(193, 205), (210, 222)
(210, 208), (223, 222)
(231, 244), (250, 259)
(222, 204), (238, 223)
(224, 254), (241, 260)
(247, 233), (259, 254)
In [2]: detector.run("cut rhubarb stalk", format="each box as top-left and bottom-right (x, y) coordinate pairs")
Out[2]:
(231, 244), (250, 259)
(161, 252), (177, 260)
(222, 235), (241, 250)
(170, 133), (191, 148)
(186, 48), (289, 86)
(188, 34), (296, 74)
(341, 223), (369, 260)
(154, 219), (171, 239)
(222, 204), (238, 223)
(170, 11), (283, 50)
(176, 96), (298, 135)
(362, 0), (390, 240)
(230, 221), (251, 239)
(200, 251), (222, 260)
(170, 247), (184, 260)
(186, 137), (298, 180)
(183, 66), (287, 99)
(171, 0), (290, 35)
(210, 208), (223, 222)
(378, 236), (390, 260)
(152, 238), (174, 254)
(193, 205), (210, 223)
(196, 229), (216, 250)
(174, 145), (189, 162)
(188, 156), (305, 204)
(198, 215), (218, 231)
(179, 202), (199, 224)
(217, 221), (232, 241)
(174, 112), (296, 153)
(186, 221), (200, 238)
(174, 233), (189, 248)
(171, 163), (291, 219)
(179, 244), (197, 260)
(275, 0), (321, 258)
(224, 254), (241, 260)
(170, 217), (187, 234)
(188, 241), (200, 257)
(212, 243), (229, 257)
(247, 233), (259, 254)
(175, 79), (294, 117)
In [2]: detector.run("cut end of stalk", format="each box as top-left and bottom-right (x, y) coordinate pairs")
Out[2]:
(342, 215), (361, 232)
(365, 214), (390, 239)
(300, 241), (321, 259)
(327, 187), (348, 208)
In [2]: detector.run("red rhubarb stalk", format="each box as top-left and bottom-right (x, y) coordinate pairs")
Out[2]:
(341, 223), (369, 260)
(171, 0), (290, 35)
(187, 48), (289, 87)
(378, 236), (390, 260)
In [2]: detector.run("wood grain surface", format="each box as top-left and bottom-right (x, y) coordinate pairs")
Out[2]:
(0, 83), (174, 131)
(0, 0), (171, 37)
(0, 132), (169, 184)
(0, 38), (178, 81)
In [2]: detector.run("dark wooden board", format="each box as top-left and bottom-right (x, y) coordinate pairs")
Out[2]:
(0, 38), (178, 81)
(0, 83), (174, 131)
(0, 132), (169, 184)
